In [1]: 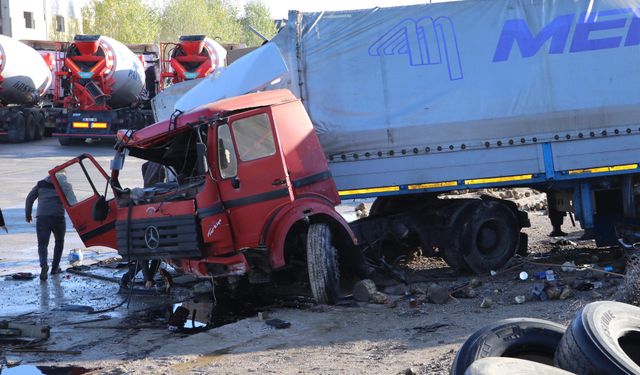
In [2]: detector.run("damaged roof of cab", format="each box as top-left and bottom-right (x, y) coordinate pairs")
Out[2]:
(120, 89), (298, 148)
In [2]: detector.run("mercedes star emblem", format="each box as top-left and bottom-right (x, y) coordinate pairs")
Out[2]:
(144, 226), (160, 249)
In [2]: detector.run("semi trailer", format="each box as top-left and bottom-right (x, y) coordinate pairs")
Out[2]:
(49, 0), (640, 304)
(0, 35), (55, 143)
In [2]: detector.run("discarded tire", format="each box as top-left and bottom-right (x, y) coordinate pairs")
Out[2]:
(450, 318), (566, 375)
(461, 200), (520, 274)
(465, 357), (575, 375)
(555, 301), (640, 375)
(307, 223), (340, 304)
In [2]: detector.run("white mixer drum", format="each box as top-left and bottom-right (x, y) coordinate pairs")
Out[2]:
(97, 36), (145, 108)
(0, 35), (51, 105)
(202, 37), (227, 71)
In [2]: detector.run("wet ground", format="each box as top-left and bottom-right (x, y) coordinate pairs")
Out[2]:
(0, 139), (631, 374)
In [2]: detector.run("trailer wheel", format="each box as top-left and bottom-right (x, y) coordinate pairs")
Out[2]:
(462, 201), (519, 274)
(7, 113), (26, 143)
(25, 113), (37, 141)
(307, 223), (341, 304)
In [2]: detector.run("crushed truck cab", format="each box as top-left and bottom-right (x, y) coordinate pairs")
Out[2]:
(49, 89), (359, 304)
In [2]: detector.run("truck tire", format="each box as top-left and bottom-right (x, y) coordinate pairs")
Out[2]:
(450, 318), (565, 375)
(7, 113), (26, 143)
(25, 113), (37, 141)
(464, 357), (575, 375)
(307, 223), (341, 304)
(555, 301), (640, 375)
(58, 137), (82, 146)
(35, 112), (46, 140)
(461, 200), (520, 274)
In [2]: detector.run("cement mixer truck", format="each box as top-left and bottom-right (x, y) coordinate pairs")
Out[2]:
(159, 35), (227, 92)
(0, 35), (54, 143)
(53, 35), (154, 145)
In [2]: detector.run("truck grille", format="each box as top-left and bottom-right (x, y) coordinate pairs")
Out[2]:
(116, 214), (203, 259)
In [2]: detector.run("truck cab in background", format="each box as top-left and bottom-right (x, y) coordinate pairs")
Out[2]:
(49, 90), (361, 304)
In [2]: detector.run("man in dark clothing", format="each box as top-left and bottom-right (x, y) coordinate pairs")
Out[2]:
(0, 208), (7, 233)
(25, 173), (76, 281)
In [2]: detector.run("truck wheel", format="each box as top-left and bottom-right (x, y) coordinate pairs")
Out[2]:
(464, 358), (575, 375)
(555, 301), (640, 375)
(451, 318), (566, 375)
(25, 113), (37, 141)
(7, 113), (26, 143)
(58, 137), (81, 146)
(461, 201), (520, 274)
(307, 223), (341, 304)
(35, 113), (46, 140)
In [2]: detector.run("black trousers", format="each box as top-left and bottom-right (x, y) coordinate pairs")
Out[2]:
(36, 215), (66, 269)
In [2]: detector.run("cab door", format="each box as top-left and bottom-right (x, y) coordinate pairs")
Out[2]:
(49, 154), (118, 249)
(215, 109), (293, 248)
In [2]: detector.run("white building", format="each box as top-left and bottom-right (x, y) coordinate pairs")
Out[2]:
(0, 0), (83, 40)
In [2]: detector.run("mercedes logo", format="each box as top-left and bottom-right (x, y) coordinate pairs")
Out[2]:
(144, 226), (160, 249)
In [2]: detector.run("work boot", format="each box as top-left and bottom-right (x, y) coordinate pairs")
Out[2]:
(549, 230), (568, 237)
(40, 265), (49, 281)
(50, 267), (63, 275)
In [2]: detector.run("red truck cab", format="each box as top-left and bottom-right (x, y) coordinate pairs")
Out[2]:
(49, 89), (360, 303)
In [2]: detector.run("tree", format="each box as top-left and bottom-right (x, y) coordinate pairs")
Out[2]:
(81, 0), (160, 44)
(240, 0), (277, 46)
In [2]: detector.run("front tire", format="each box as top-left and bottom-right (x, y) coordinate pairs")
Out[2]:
(307, 223), (340, 304)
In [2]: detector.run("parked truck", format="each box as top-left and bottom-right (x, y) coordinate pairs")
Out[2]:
(158, 35), (227, 92)
(53, 35), (154, 145)
(0, 35), (54, 143)
(49, 0), (640, 304)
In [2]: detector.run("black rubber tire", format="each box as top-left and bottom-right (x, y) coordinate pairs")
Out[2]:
(7, 113), (26, 143)
(450, 318), (566, 375)
(25, 113), (37, 141)
(307, 223), (340, 304)
(58, 137), (82, 146)
(461, 200), (520, 274)
(555, 301), (640, 375)
(465, 357), (575, 375)
(35, 112), (46, 140)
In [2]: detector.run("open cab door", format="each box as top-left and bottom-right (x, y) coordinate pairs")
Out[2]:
(49, 153), (118, 249)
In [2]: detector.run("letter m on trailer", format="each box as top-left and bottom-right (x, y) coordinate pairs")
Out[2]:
(368, 16), (464, 81)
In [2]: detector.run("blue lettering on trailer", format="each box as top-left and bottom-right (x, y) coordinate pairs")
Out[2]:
(368, 16), (464, 80)
(493, 8), (640, 62)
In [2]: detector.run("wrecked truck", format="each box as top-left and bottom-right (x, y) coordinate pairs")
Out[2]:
(50, 0), (640, 303)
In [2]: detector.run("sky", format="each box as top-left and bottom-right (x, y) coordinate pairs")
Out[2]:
(240, 0), (450, 19)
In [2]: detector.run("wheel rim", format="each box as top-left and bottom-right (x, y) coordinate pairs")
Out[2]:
(476, 220), (500, 255)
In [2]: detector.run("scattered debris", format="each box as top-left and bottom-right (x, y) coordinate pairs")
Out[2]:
(353, 279), (388, 303)
(559, 286), (575, 300)
(355, 202), (368, 219)
(561, 261), (577, 272)
(265, 318), (291, 329)
(68, 248), (84, 267)
(8, 272), (34, 280)
(427, 284), (449, 304)
(4, 355), (22, 366)
(544, 285), (562, 300)
(480, 297), (492, 308)
(514, 295), (526, 304)
(412, 323), (449, 334)
(549, 238), (577, 246)
(402, 367), (418, 375)
(53, 304), (95, 313)
(0, 321), (50, 341)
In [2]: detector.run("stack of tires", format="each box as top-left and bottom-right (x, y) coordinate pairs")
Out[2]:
(451, 301), (640, 374)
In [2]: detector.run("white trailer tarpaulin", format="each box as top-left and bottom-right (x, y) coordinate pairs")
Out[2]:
(271, 0), (640, 156)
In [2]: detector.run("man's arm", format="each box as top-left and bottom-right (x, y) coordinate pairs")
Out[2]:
(25, 184), (38, 223)
(61, 181), (77, 205)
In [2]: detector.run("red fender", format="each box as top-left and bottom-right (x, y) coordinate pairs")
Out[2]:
(264, 197), (357, 269)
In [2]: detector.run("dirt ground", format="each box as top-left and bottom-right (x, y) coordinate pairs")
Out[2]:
(0, 140), (627, 374)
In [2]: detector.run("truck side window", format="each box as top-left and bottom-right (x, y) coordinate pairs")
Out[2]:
(231, 113), (275, 161)
(217, 124), (238, 179)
